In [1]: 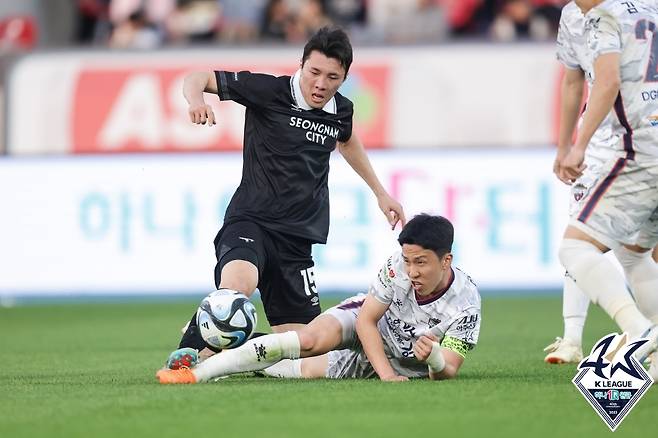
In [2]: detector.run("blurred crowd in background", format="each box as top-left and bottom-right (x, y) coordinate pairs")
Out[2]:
(0, 0), (569, 52)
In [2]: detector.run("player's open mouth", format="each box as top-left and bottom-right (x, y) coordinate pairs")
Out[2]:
(412, 281), (422, 290)
(312, 93), (324, 102)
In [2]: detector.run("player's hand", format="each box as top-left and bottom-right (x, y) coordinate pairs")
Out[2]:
(413, 334), (439, 362)
(377, 193), (406, 230)
(380, 374), (409, 382)
(560, 147), (587, 184)
(553, 147), (573, 185)
(188, 103), (216, 125)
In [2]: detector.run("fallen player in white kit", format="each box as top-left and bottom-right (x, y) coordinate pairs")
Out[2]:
(156, 214), (481, 383)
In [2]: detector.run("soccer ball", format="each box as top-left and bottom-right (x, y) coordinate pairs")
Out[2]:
(196, 289), (257, 349)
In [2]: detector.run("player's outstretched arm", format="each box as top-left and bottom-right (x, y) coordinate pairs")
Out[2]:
(183, 71), (218, 125)
(413, 334), (464, 380)
(338, 133), (406, 229)
(356, 294), (407, 381)
(555, 67), (585, 185)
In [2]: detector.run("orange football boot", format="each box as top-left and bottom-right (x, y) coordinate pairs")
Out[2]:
(156, 368), (197, 384)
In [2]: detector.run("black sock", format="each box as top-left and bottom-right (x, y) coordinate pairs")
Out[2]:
(177, 312), (221, 352)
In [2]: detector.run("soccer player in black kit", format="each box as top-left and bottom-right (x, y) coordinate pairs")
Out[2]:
(165, 27), (406, 369)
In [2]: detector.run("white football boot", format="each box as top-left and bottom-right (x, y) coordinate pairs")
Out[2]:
(543, 337), (583, 364)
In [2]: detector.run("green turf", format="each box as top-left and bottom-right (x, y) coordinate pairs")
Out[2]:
(0, 296), (654, 438)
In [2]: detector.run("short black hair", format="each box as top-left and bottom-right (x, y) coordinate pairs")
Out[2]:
(302, 27), (353, 78)
(397, 214), (454, 258)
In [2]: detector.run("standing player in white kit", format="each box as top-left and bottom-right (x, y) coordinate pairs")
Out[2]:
(557, 0), (658, 376)
(546, 0), (658, 364)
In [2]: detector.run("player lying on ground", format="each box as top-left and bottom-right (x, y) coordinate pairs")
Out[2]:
(157, 214), (481, 383)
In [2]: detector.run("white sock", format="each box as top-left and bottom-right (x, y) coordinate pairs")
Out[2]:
(615, 246), (658, 323)
(562, 273), (589, 346)
(192, 331), (301, 382)
(559, 239), (652, 338)
(262, 359), (303, 378)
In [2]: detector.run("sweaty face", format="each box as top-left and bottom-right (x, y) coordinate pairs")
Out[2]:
(299, 50), (346, 109)
(401, 244), (452, 296)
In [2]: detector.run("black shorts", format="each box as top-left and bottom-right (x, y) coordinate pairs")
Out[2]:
(213, 220), (321, 326)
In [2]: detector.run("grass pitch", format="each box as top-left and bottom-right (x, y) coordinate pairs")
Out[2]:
(0, 295), (655, 438)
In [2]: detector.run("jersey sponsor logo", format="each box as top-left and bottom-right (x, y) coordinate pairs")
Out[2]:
(289, 116), (340, 146)
(378, 268), (392, 287)
(386, 257), (395, 278)
(573, 332), (653, 431)
(621, 1), (639, 14)
(641, 90), (658, 102)
(238, 236), (254, 243)
(648, 115), (658, 126)
(454, 314), (479, 332)
(385, 314), (417, 358)
(428, 317), (442, 327)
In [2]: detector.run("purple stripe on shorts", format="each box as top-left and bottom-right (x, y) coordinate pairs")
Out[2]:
(577, 157), (626, 223)
(613, 93), (635, 160)
(337, 298), (366, 310)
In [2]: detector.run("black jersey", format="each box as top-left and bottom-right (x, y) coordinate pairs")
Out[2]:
(215, 70), (354, 244)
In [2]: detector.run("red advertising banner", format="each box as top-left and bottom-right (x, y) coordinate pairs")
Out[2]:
(72, 64), (390, 153)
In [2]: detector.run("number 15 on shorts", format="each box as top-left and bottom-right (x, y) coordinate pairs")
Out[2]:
(300, 267), (317, 296)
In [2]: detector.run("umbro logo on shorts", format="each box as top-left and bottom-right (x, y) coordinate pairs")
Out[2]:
(239, 236), (255, 243)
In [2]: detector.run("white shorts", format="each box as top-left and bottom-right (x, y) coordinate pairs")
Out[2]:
(323, 294), (371, 379)
(326, 349), (377, 379)
(569, 161), (604, 216)
(323, 294), (429, 379)
(323, 295), (365, 350)
(570, 155), (658, 249)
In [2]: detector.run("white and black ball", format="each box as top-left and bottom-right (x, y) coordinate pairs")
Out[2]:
(196, 289), (257, 349)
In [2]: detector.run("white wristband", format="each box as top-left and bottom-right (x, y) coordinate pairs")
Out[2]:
(426, 341), (446, 373)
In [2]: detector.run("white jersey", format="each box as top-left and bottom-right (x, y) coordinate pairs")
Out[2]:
(584, 0), (658, 159)
(557, 1), (618, 165)
(371, 251), (481, 368)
